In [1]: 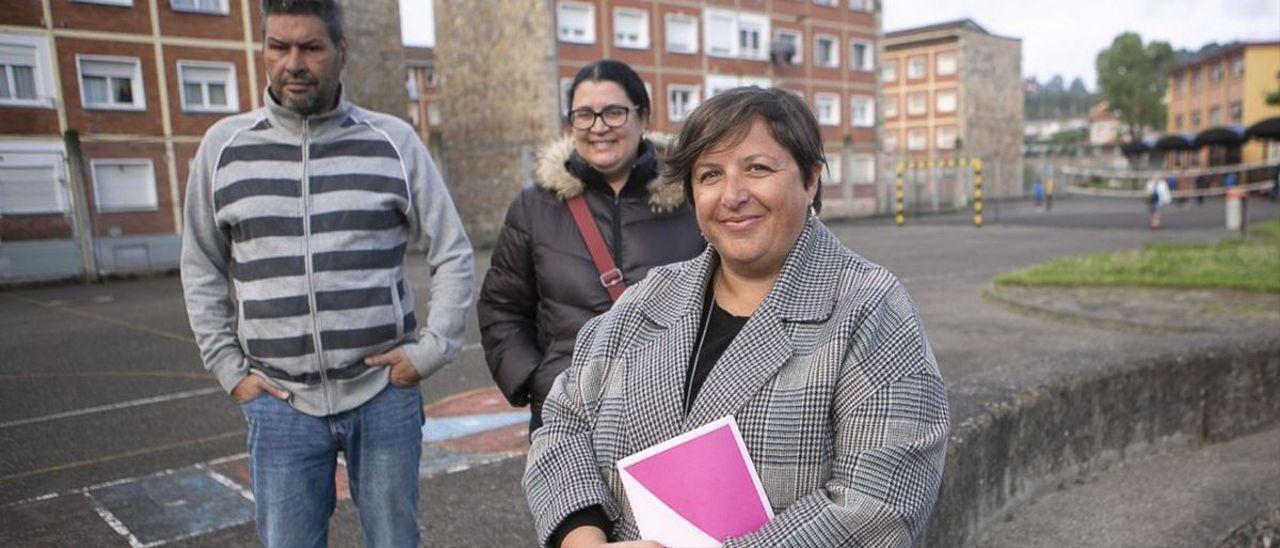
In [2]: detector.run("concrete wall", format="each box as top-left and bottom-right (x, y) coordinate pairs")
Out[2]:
(962, 31), (1024, 197)
(338, 0), (409, 119)
(0, 240), (83, 282)
(434, 0), (561, 245)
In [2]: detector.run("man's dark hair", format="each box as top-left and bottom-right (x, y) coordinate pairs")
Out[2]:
(566, 60), (650, 121)
(262, 0), (344, 46)
(662, 87), (824, 213)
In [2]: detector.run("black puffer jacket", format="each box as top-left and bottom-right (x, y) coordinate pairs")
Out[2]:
(478, 137), (703, 425)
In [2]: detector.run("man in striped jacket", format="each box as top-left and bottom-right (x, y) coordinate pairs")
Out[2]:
(180, 1), (473, 545)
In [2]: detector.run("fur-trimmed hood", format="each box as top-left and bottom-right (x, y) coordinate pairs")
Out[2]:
(533, 134), (685, 213)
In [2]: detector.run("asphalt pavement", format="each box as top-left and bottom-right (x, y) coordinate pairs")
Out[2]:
(0, 195), (1276, 547)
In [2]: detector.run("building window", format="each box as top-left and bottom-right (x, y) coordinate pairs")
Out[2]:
(73, 0), (133, 5)
(91, 160), (157, 212)
(77, 56), (145, 111)
(1190, 70), (1202, 90)
(426, 103), (441, 126)
(1190, 110), (1201, 128)
(814, 92), (840, 126)
(848, 0), (872, 11)
(907, 91), (926, 115)
(813, 0), (838, 6)
(884, 133), (898, 153)
(0, 152), (66, 214)
(1230, 101), (1242, 123)
(704, 74), (771, 98)
(405, 69), (419, 100)
(170, 0), (227, 14)
(736, 13), (768, 60)
(773, 29), (802, 64)
(556, 1), (595, 44)
(704, 9), (768, 60)
(1231, 57), (1244, 79)
(883, 95), (898, 117)
(704, 9), (736, 57)
(667, 84), (700, 122)
(815, 34), (838, 68)
(825, 153), (841, 182)
(850, 95), (873, 127)
(559, 77), (573, 116)
(881, 59), (897, 83)
(850, 40), (873, 71)
(1210, 63), (1224, 84)
(850, 153), (874, 184)
(907, 55), (926, 79)
(907, 129), (926, 150)
(936, 126), (957, 150)
(1208, 105), (1221, 126)
(1174, 113), (1182, 130)
(936, 89), (956, 113)
(665, 13), (698, 54)
(613, 7), (649, 50)
(936, 52), (957, 76)
(0, 34), (55, 107)
(177, 61), (237, 113)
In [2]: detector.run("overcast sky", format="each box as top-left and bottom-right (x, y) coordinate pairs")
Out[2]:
(884, 0), (1280, 90)
(399, 1), (1279, 89)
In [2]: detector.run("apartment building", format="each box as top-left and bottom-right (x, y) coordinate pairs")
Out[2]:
(435, 0), (882, 243)
(0, 0), (408, 282)
(882, 19), (1023, 199)
(1166, 41), (1280, 165)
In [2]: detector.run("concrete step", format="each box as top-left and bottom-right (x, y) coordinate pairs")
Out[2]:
(974, 427), (1280, 548)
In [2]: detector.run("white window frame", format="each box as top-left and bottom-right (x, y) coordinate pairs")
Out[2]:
(704, 74), (770, 98)
(850, 153), (874, 184)
(556, 1), (596, 45)
(883, 95), (898, 117)
(736, 12), (769, 61)
(90, 159), (158, 213)
(936, 126), (957, 150)
(405, 68), (419, 100)
(907, 91), (926, 116)
(936, 89), (956, 114)
(881, 59), (897, 83)
(176, 60), (238, 113)
(813, 0), (838, 6)
(773, 28), (803, 65)
(825, 153), (841, 182)
(667, 84), (700, 122)
(613, 7), (650, 50)
(0, 144), (68, 215)
(814, 34), (839, 68)
(559, 77), (573, 116)
(907, 129), (927, 151)
(936, 52), (957, 76)
(77, 55), (146, 111)
(814, 92), (840, 126)
(169, 0), (228, 15)
(704, 9), (737, 58)
(0, 33), (57, 108)
(884, 133), (898, 153)
(907, 55), (926, 79)
(664, 13), (698, 54)
(850, 95), (874, 127)
(72, 0), (133, 6)
(849, 40), (873, 71)
(849, 0), (873, 11)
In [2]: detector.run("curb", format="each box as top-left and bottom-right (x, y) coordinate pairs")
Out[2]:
(982, 283), (1199, 334)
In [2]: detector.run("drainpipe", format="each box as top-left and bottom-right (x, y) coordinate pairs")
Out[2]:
(63, 130), (99, 282)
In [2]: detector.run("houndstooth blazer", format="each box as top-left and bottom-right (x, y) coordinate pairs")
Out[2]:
(524, 218), (950, 547)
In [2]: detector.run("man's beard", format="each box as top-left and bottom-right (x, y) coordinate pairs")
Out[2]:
(272, 79), (334, 116)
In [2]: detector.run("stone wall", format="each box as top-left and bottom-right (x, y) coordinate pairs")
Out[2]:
(338, 0), (410, 120)
(433, 0), (561, 245)
(962, 31), (1024, 198)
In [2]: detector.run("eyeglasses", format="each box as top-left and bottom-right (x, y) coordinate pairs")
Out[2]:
(568, 105), (635, 130)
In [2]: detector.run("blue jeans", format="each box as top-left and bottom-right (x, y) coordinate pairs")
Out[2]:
(241, 383), (424, 547)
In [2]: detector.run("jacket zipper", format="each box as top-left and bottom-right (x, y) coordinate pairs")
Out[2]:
(301, 118), (333, 414)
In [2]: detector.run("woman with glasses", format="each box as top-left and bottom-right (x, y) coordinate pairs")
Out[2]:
(478, 60), (704, 432)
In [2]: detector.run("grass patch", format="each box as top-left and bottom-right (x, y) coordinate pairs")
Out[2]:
(995, 220), (1280, 293)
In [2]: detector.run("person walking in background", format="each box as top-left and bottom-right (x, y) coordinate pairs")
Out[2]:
(180, 1), (474, 545)
(1145, 175), (1172, 229)
(1032, 178), (1045, 211)
(1194, 173), (1208, 205)
(1045, 175), (1056, 211)
(478, 60), (704, 432)
(525, 87), (948, 548)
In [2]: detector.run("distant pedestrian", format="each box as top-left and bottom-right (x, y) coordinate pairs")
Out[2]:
(1045, 176), (1056, 211)
(1033, 178), (1045, 210)
(1224, 171), (1238, 188)
(477, 60), (704, 432)
(180, 1), (474, 545)
(1168, 175), (1185, 206)
(1194, 173), (1208, 205)
(1145, 176), (1172, 229)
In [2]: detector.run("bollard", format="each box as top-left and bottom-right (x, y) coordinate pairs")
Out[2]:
(1225, 188), (1244, 232)
(895, 161), (906, 226)
(972, 158), (984, 228)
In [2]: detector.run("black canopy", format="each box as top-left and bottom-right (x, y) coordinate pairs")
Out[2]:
(1194, 125), (1247, 147)
(1153, 133), (1196, 151)
(1245, 116), (1280, 140)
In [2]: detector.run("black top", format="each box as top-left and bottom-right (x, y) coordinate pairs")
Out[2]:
(549, 289), (749, 548)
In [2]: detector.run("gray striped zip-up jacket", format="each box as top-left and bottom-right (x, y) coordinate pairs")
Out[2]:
(181, 90), (473, 417)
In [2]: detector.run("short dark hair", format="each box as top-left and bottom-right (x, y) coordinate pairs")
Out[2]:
(262, 0), (344, 46)
(662, 87), (824, 213)
(566, 60), (650, 122)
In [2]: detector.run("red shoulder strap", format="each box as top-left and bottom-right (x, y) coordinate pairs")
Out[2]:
(566, 194), (626, 301)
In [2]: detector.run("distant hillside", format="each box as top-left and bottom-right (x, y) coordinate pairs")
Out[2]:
(1025, 75), (1095, 121)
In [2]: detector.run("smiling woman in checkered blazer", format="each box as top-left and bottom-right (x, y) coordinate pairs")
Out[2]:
(524, 87), (951, 548)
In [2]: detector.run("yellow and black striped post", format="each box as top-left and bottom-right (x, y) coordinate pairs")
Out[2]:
(971, 158), (984, 227)
(894, 161), (906, 226)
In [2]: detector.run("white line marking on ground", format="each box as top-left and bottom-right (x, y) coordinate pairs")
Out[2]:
(196, 464), (255, 503)
(0, 387), (223, 429)
(85, 491), (146, 548)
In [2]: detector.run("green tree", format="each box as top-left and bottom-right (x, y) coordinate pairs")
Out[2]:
(1096, 32), (1176, 141)
(1267, 70), (1280, 106)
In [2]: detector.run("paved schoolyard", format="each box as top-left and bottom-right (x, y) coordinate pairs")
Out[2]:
(0, 195), (1276, 547)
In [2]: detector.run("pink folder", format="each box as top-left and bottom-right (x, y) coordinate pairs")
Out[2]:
(616, 416), (773, 547)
